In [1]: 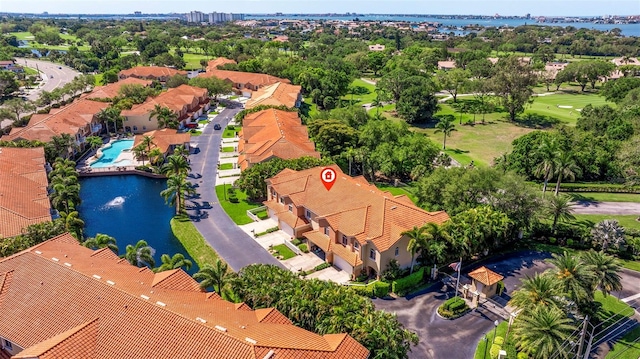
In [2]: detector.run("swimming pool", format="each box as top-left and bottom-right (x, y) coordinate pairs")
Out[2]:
(90, 140), (134, 168)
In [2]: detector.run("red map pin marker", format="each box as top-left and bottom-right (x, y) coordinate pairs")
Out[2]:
(320, 167), (337, 191)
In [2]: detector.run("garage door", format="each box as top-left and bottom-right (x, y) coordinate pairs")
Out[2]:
(279, 221), (295, 238)
(332, 255), (353, 275)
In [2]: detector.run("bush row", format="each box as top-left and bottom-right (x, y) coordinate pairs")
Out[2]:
(392, 267), (426, 295)
(350, 281), (391, 298)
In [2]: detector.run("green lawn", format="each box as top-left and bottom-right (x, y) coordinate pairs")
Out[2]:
(8, 32), (34, 40)
(474, 321), (508, 359)
(23, 67), (39, 76)
(190, 130), (203, 136)
(341, 78), (377, 106)
(595, 290), (635, 321)
(219, 163), (233, 170)
(170, 215), (225, 269)
(214, 185), (263, 225)
(525, 93), (615, 126)
(568, 192), (640, 203)
(606, 325), (640, 359)
(573, 214), (640, 230)
(223, 126), (238, 139)
(182, 53), (209, 70)
(221, 146), (235, 152)
(375, 183), (419, 204)
(272, 244), (296, 260)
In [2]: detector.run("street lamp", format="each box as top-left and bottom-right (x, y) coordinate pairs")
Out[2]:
(491, 320), (499, 352)
(482, 335), (489, 359)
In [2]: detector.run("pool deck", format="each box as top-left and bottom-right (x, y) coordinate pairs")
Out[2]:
(77, 137), (144, 176)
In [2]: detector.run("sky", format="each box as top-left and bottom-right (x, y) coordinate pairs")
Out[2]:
(0, 0), (638, 16)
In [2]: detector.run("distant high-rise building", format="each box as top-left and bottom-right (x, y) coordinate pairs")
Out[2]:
(187, 10), (244, 24)
(134, 11), (142, 16)
(525, 13), (531, 19)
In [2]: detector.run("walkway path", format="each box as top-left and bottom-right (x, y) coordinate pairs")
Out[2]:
(571, 201), (640, 215)
(185, 104), (284, 271)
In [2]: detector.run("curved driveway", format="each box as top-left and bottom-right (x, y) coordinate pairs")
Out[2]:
(15, 58), (81, 101)
(185, 106), (284, 271)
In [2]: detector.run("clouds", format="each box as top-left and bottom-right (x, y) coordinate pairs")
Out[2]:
(1, 0), (638, 16)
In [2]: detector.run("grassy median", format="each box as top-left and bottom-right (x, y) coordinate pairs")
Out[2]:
(170, 215), (225, 269)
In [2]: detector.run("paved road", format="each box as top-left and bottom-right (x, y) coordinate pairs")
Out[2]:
(15, 58), (81, 101)
(572, 201), (640, 215)
(374, 251), (640, 359)
(185, 106), (284, 272)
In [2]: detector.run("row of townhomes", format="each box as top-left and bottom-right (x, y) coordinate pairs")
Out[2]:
(0, 234), (369, 358)
(264, 165), (450, 279)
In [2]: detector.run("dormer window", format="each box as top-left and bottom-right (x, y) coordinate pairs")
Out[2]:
(4, 340), (12, 350)
(279, 196), (284, 204)
(354, 242), (360, 250)
(305, 209), (311, 219)
(324, 227), (329, 236)
(342, 234), (348, 246)
(288, 204), (293, 212)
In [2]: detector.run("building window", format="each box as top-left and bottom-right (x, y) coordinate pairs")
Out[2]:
(279, 197), (284, 204)
(395, 247), (399, 256)
(142, 126), (147, 130)
(4, 340), (12, 350)
(342, 234), (348, 246)
(133, 126), (138, 131)
(305, 209), (311, 219)
(354, 242), (360, 250)
(324, 227), (329, 236)
(288, 204), (293, 212)
(369, 249), (376, 260)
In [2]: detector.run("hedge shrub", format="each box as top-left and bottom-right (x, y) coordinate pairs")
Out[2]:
(350, 281), (390, 298)
(298, 244), (309, 253)
(373, 282), (390, 298)
(392, 267), (425, 295)
(314, 262), (331, 271)
(437, 296), (469, 319)
(490, 344), (502, 359)
(493, 336), (504, 345)
(350, 284), (374, 298)
(517, 352), (529, 359)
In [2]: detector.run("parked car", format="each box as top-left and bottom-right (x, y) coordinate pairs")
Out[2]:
(213, 124), (221, 130)
(58, 66), (62, 69)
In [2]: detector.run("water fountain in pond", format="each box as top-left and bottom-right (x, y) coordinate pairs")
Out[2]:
(105, 196), (125, 207)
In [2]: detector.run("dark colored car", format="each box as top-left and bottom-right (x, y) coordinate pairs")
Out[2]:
(213, 124), (221, 130)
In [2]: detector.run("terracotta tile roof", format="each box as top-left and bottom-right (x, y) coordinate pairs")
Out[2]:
(255, 308), (293, 325)
(206, 57), (237, 72)
(118, 66), (187, 80)
(121, 84), (207, 117)
(199, 69), (290, 88)
(238, 109), (320, 170)
(468, 266), (504, 286)
(85, 77), (152, 100)
(331, 242), (362, 267)
(266, 165), (449, 252)
(132, 128), (190, 155)
(0, 147), (51, 238)
(245, 82), (302, 109)
(5, 99), (107, 143)
(0, 234), (368, 358)
(303, 230), (331, 252)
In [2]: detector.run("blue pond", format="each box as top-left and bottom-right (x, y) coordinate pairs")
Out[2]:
(90, 140), (134, 168)
(78, 175), (198, 274)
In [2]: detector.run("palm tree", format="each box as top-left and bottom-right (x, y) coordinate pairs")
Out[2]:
(549, 251), (596, 307)
(509, 273), (564, 312)
(83, 233), (118, 254)
(402, 226), (426, 274)
(59, 210), (85, 240)
(172, 144), (189, 158)
(533, 137), (559, 197)
(161, 153), (191, 177)
(141, 135), (154, 154)
(193, 259), (229, 295)
(591, 219), (626, 251)
(154, 253), (193, 272)
(85, 135), (103, 151)
(512, 305), (577, 359)
(547, 194), (575, 234)
(421, 222), (448, 266)
(160, 174), (196, 215)
(124, 240), (155, 268)
(97, 106), (124, 135)
(150, 104), (179, 129)
(581, 250), (622, 296)
(148, 148), (163, 167)
(132, 143), (149, 166)
(50, 183), (81, 213)
(434, 115), (457, 150)
(553, 152), (581, 196)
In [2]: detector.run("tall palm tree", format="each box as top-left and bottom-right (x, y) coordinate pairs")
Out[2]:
(97, 106), (124, 135)
(85, 135), (103, 151)
(422, 222), (449, 265)
(581, 250), (622, 296)
(512, 305), (577, 359)
(124, 240), (155, 268)
(161, 154), (191, 177)
(132, 143), (149, 166)
(83, 233), (118, 254)
(172, 144), (189, 158)
(402, 226), (426, 274)
(434, 115), (457, 150)
(148, 148), (164, 167)
(509, 272), (564, 312)
(160, 174), (196, 215)
(193, 259), (229, 295)
(154, 253), (193, 273)
(533, 137), (559, 197)
(141, 135), (154, 154)
(59, 210), (85, 240)
(553, 152), (581, 196)
(547, 194), (575, 234)
(150, 104), (179, 129)
(549, 251), (596, 307)
(50, 183), (81, 213)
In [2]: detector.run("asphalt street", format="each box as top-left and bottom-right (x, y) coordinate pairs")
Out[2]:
(185, 105), (284, 272)
(15, 58), (80, 101)
(572, 201), (640, 215)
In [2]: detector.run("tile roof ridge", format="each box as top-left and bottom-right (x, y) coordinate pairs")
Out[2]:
(13, 318), (99, 358)
(0, 270), (14, 307)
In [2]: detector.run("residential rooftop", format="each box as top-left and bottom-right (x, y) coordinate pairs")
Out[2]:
(245, 82), (302, 109)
